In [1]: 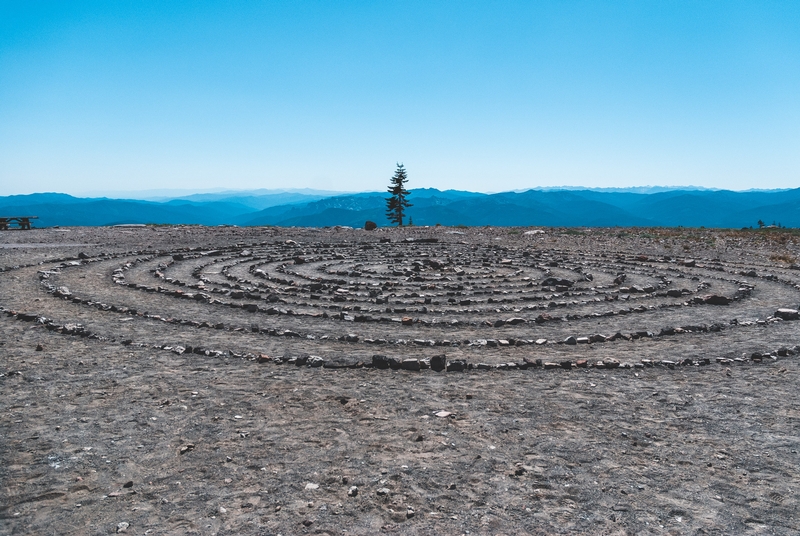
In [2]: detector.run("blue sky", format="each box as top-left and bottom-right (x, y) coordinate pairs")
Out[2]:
(1, 1), (798, 196)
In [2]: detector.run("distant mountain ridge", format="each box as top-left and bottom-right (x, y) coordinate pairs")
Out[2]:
(1, 188), (799, 229)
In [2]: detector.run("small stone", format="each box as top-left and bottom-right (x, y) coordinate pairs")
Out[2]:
(434, 411), (453, 418)
(218, 506), (227, 514)
(401, 358), (421, 371)
(407, 507), (415, 518)
(446, 359), (467, 372)
(347, 486), (359, 497)
(179, 444), (195, 455)
(430, 354), (447, 372)
(564, 336), (577, 345)
(775, 308), (799, 320)
(401, 317), (413, 326)
(116, 522), (129, 533)
(308, 355), (325, 367)
(305, 483), (319, 490)
(372, 354), (390, 369)
(35, 343), (44, 351)
(377, 488), (390, 496)
(122, 481), (133, 488)
(703, 294), (731, 305)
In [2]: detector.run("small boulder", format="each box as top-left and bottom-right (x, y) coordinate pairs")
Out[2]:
(541, 277), (574, 287)
(775, 308), (799, 320)
(430, 354), (447, 372)
(446, 359), (467, 372)
(372, 355), (390, 369)
(364, 220), (377, 231)
(703, 295), (731, 305)
(401, 359), (421, 371)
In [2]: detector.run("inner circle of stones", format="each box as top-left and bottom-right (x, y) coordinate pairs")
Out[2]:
(10, 237), (800, 370)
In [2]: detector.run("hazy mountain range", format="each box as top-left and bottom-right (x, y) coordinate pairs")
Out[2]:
(1, 188), (799, 229)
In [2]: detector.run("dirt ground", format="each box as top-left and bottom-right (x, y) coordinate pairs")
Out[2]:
(1, 225), (799, 535)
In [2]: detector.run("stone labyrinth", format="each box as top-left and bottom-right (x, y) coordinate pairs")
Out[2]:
(4, 226), (800, 372)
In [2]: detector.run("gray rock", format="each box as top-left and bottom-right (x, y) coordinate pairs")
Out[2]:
(775, 308), (799, 320)
(308, 356), (325, 367)
(541, 277), (574, 287)
(372, 355), (390, 369)
(430, 354), (447, 372)
(401, 359), (421, 371)
(446, 359), (467, 372)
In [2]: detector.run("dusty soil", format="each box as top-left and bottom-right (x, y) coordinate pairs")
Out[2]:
(1, 225), (799, 535)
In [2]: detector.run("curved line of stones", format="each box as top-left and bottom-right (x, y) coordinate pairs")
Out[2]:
(36, 252), (793, 354)
(127, 240), (779, 319)
(111, 255), (738, 341)
(2, 248), (798, 372)
(2, 303), (797, 373)
(150, 250), (736, 325)
(136, 247), (758, 333)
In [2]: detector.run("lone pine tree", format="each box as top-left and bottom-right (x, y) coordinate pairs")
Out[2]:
(385, 163), (412, 226)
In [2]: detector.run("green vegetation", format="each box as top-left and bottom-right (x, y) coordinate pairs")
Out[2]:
(385, 163), (412, 226)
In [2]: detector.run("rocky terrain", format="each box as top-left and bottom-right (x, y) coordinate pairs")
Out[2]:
(1, 224), (799, 535)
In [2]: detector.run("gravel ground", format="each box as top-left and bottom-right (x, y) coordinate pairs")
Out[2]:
(1, 225), (799, 535)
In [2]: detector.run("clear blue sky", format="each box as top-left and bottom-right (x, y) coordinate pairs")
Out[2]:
(1, 1), (798, 196)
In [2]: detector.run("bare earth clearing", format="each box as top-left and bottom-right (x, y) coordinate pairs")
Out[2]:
(1, 225), (799, 535)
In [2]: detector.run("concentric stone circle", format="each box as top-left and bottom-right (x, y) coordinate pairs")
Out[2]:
(2, 226), (800, 372)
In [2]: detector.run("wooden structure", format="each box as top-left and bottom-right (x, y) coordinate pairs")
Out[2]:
(0, 216), (38, 230)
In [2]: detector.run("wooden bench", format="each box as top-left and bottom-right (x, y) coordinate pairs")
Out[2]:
(0, 216), (38, 230)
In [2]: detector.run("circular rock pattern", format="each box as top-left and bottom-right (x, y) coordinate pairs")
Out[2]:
(2, 226), (799, 373)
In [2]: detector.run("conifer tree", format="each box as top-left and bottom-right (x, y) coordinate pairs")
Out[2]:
(385, 163), (412, 226)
